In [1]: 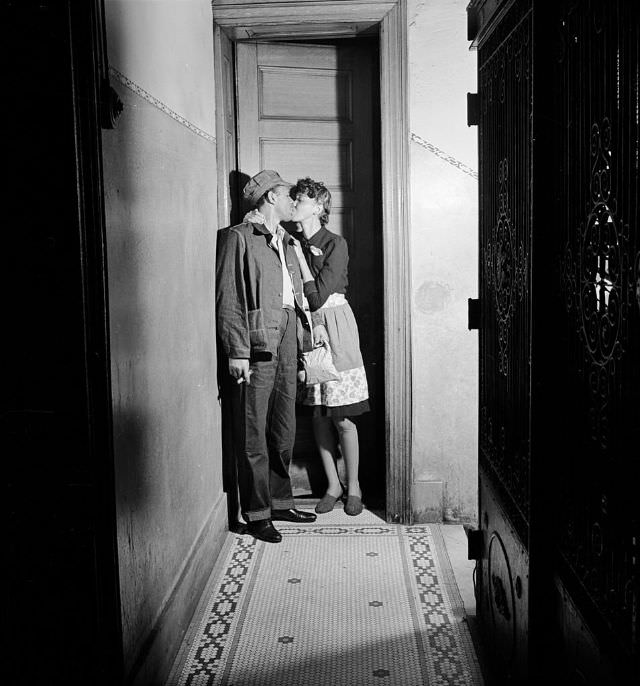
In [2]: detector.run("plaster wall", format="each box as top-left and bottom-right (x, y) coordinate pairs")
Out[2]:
(408, 0), (479, 522)
(102, 1), (223, 680)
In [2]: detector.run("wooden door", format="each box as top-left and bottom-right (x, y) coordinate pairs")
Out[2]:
(236, 40), (384, 503)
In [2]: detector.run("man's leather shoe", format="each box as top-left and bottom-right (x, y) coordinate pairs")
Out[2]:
(247, 519), (282, 543)
(271, 508), (317, 523)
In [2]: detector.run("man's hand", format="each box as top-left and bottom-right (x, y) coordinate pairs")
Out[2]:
(313, 324), (329, 346)
(229, 358), (252, 384)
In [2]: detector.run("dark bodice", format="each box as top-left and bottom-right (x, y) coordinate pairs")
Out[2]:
(299, 226), (349, 311)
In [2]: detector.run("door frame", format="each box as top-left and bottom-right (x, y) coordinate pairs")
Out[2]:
(213, 0), (412, 523)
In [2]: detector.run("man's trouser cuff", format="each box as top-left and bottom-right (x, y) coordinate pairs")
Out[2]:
(243, 507), (271, 522)
(271, 497), (296, 510)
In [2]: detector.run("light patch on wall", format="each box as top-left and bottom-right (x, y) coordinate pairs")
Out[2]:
(415, 280), (453, 314)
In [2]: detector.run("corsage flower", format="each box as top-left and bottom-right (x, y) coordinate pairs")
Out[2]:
(309, 245), (323, 256)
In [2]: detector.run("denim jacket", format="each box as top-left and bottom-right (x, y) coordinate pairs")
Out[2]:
(216, 220), (313, 359)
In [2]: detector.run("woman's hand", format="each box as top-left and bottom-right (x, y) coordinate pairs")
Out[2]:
(313, 324), (329, 346)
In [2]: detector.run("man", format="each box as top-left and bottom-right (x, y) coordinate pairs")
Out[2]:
(216, 170), (318, 543)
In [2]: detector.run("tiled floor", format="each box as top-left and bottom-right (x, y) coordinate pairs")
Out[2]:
(439, 523), (477, 620)
(167, 506), (483, 686)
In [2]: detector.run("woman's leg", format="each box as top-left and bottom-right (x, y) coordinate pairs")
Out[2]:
(312, 416), (342, 496)
(332, 417), (361, 497)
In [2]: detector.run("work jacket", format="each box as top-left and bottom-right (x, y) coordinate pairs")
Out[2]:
(216, 221), (313, 359)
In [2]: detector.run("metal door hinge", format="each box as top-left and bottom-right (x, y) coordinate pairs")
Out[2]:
(467, 93), (479, 127)
(467, 528), (484, 560)
(467, 5), (479, 42)
(468, 298), (480, 330)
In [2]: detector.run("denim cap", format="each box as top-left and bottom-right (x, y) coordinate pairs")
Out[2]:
(242, 169), (293, 206)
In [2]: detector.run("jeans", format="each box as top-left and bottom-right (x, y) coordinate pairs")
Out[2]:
(234, 308), (297, 521)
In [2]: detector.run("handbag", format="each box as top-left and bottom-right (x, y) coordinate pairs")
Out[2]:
(301, 342), (340, 385)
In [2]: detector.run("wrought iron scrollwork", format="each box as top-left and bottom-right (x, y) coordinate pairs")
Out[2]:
(634, 251), (640, 314)
(479, 5), (533, 542)
(557, 0), (638, 659)
(485, 159), (528, 377)
(563, 118), (629, 449)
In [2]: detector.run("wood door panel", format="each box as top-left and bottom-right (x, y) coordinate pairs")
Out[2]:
(259, 119), (351, 139)
(260, 139), (353, 189)
(480, 468), (530, 681)
(258, 42), (342, 68)
(259, 67), (352, 121)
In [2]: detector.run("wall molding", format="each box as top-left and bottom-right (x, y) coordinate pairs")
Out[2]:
(109, 67), (216, 143)
(411, 132), (478, 179)
(379, 0), (413, 524)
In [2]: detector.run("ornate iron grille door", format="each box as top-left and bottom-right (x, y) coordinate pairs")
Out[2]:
(554, 0), (639, 679)
(472, 0), (639, 681)
(476, 1), (533, 680)
(478, 2), (532, 539)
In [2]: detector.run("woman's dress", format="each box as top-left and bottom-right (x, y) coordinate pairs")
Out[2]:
(298, 226), (369, 418)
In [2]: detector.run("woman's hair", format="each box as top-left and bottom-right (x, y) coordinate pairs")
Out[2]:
(294, 177), (332, 227)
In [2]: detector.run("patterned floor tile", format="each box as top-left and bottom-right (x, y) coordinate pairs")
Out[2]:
(171, 511), (483, 686)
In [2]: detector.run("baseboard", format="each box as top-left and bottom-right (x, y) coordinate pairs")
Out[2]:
(412, 480), (444, 522)
(127, 492), (228, 686)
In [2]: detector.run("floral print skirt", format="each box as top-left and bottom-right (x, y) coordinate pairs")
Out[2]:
(298, 299), (370, 418)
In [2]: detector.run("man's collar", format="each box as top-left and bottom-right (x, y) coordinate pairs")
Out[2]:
(244, 209), (283, 238)
(249, 221), (271, 236)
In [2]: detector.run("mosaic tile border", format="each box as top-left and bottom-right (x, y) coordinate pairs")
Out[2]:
(109, 67), (216, 143)
(429, 525), (485, 682)
(168, 535), (260, 686)
(404, 526), (484, 685)
(411, 132), (479, 179)
(278, 524), (397, 536)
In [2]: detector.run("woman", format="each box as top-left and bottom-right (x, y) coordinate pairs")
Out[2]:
(290, 177), (370, 516)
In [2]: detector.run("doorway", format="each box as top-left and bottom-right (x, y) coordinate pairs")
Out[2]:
(213, 0), (411, 523)
(234, 38), (385, 506)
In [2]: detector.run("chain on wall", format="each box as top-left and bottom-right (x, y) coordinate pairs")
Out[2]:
(478, 1), (533, 542)
(557, 0), (639, 655)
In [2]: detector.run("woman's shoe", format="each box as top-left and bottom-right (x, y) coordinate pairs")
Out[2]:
(344, 494), (364, 516)
(315, 490), (343, 514)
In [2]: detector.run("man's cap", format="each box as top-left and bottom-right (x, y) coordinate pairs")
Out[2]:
(242, 169), (293, 205)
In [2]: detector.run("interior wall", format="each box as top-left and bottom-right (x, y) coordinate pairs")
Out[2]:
(102, 1), (224, 682)
(408, 0), (479, 522)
